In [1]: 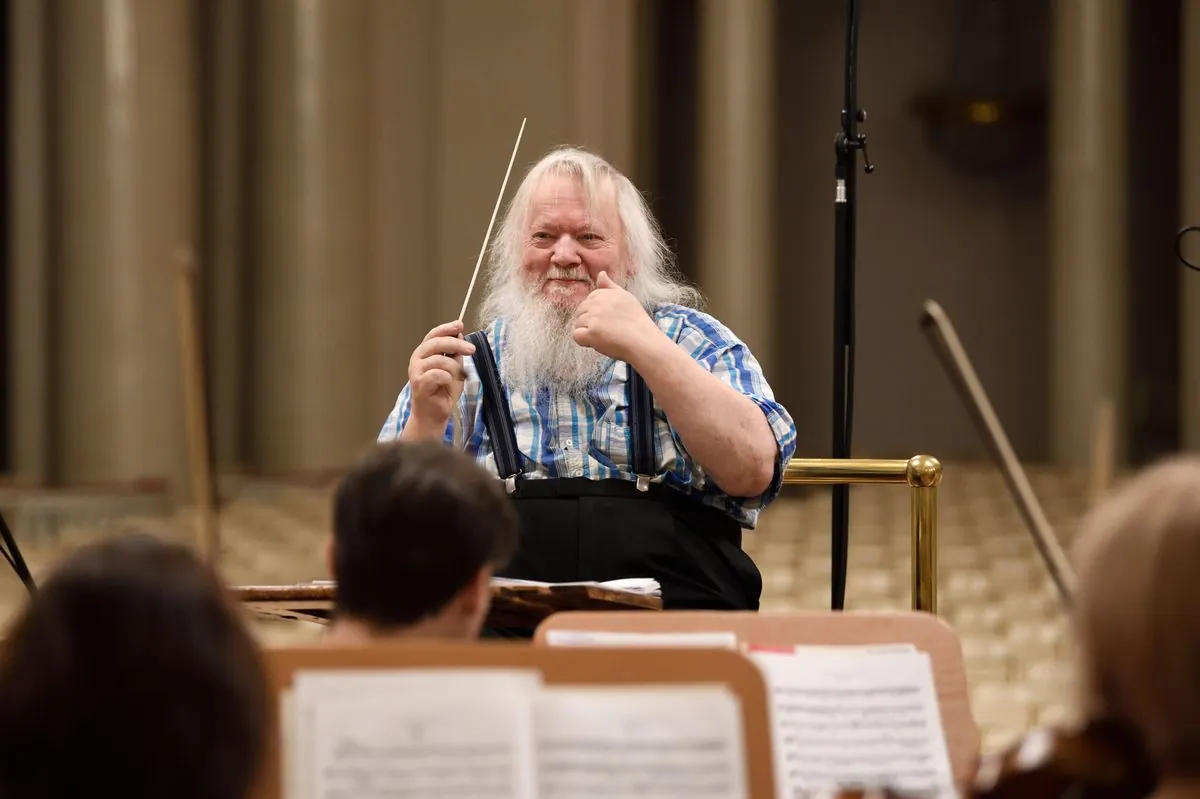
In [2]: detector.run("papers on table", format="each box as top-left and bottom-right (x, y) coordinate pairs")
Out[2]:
(283, 668), (748, 799)
(490, 577), (662, 598)
(750, 647), (955, 799)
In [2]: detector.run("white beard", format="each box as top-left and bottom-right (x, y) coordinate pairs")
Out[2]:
(495, 269), (615, 398)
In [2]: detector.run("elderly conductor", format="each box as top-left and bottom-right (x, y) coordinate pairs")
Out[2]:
(379, 147), (797, 630)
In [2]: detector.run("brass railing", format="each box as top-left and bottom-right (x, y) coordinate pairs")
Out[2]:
(782, 456), (942, 614)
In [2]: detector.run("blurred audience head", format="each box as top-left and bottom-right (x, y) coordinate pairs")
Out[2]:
(1072, 455), (1200, 779)
(0, 534), (271, 799)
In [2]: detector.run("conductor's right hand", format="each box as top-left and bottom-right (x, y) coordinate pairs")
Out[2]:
(404, 320), (475, 439)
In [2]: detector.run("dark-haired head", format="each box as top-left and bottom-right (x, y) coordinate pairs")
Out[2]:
(0, 534), (271, 799)
(329, 440), (519, 640)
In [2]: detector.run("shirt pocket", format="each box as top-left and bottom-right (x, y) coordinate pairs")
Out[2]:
(589, 400), (631, 469)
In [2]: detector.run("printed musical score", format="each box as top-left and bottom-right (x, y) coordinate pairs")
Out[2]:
(535, 686), (748, 799)
(751, 650), (954, 798)
(283, 669), (749, 799)
(288, 670), (540, 799)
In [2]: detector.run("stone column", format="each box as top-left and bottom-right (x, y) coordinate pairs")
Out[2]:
(203, 0), (250, 473)
(367, 0), (435, 413)
(52, 0), (198, 488)
(696, 0), (777, 375)
(1181, 0), (1200, 448)
(1048, 0), (1129, 467)
(9, 0), (51, 484)
(250, 0), (374, 471)
(571, 0), (639, 176)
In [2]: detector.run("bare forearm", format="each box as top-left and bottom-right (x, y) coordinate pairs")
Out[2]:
(632, 337), (778, 497)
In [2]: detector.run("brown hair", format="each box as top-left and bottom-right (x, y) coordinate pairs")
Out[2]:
(332, 440), (520, 629)
(1072, 455), (1200, 776)
(0, 534), (271, 799)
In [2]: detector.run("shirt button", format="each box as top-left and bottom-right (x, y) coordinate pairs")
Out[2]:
(574, 469), (583, 477)
(564, 440), (573, 448)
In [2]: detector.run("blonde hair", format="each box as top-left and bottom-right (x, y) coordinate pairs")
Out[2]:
(1072, 455), (1200, 776)
(477, 146), (700, 325)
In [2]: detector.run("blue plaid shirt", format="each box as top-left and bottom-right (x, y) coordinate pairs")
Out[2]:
(378, 304), (797, 528)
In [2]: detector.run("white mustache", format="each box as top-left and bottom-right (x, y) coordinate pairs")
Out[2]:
(543, 267), (593, 285)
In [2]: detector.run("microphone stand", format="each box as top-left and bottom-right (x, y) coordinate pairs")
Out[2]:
(831, 0), (874, 611)
(0, 509), (36, 595)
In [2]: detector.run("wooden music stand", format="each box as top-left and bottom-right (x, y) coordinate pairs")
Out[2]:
(255, 642), (776, 799)
(533, 609), (980, 787)
(234, 582), (661, 628)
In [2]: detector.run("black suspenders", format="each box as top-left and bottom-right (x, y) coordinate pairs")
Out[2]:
(626, 366), (656, 490)
(467, 331), (523, 492)
(467, 330), (656, 491)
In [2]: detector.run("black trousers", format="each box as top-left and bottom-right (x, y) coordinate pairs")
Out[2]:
(483, 478), (762, 639)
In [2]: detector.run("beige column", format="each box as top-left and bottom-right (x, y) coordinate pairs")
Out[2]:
(1048, 0), (1129, 467)
(696, 0), (776, 374)
(9, 0), (51, 484)
(571, 0), (640, 177)
(1181, 1), (1200, 448)
(250, 0), (374, 471)
(368, 0), (435, 413)
(52, 0), (197, 489)
(204, 0), (250, 472)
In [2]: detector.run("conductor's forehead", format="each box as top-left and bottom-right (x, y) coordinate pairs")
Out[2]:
(525, 172), (618, 226)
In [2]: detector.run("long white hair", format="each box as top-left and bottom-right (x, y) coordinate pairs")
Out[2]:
(476, 147), (701, 326)
(474, 147), (701, 395)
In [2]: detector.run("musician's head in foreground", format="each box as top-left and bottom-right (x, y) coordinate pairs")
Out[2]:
(0, 534), (270, 799)
(477, 146), (701, 394)
(328, 440), (519, 642)
(1071, 455), (1200, 784)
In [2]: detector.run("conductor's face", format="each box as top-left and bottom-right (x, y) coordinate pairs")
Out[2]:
(522, 173), (625, 309)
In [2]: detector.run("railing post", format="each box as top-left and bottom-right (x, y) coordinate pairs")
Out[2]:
(782, 455), (943, 615)
(906, 455), (942, 614)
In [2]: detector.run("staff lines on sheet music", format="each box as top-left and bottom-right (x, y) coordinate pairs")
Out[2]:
(540, 772), (734, 791)
(775, 704), (928, 720)
(781, 733), (935, 749)
(774, 685), (922, 698)
(540, 739), (732, 753)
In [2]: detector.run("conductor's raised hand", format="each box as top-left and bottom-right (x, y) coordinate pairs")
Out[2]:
(406, 320), (475, 437)
(573, 271), (662, 364)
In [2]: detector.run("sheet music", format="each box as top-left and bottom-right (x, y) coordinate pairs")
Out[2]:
(790, 644), (917, 656)
(544, 630), (739, 649)
(534, 685), (748, 799)
(288, 669), (542, 799)
(491, 577), (662, 597)
(751, 650), (954, 798)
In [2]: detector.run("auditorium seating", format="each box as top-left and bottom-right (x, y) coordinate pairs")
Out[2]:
(0, 461), (1094, 755)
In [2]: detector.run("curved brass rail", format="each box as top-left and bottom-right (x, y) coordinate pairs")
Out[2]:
(782, 456), (942, 614)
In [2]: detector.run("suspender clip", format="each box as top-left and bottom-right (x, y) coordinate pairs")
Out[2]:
(635, 474), (651, 492)
(504, 476), (517, 495)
